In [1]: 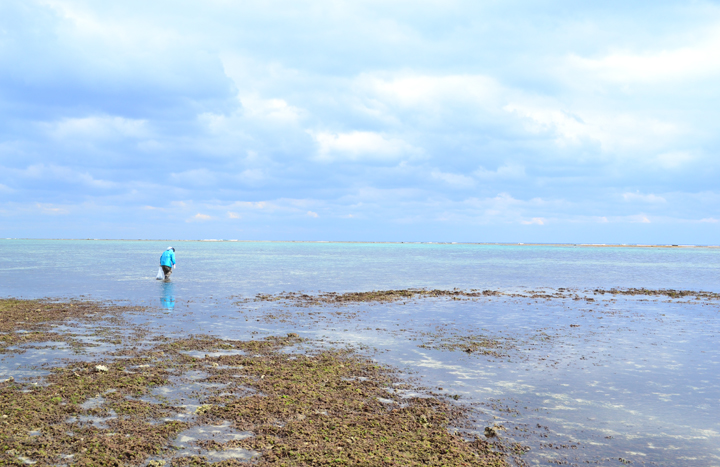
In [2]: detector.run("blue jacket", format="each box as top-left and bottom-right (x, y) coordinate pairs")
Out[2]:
(160, 250), (176, 267)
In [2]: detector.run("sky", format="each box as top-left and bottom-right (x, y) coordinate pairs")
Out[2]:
(1, 0), (719, 243)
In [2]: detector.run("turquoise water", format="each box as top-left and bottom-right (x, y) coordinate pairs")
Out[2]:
(1, 240), (719, 301)
(1, 239), (719, 466)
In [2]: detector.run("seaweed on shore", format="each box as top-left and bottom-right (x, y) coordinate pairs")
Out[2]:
(0, 298), (144, 355)
(249, 288), (503, 306)
(192, 343), (506, 466)
(0, 355), (187, 466)
(418, 334), (509, 357)
(242, 286), (720, 309)
(592, 288), (720, 300)
(0, 300), (510, 467)
(0, 298), (143, 334)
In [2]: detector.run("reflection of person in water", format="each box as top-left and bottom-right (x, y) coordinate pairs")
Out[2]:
(160, 247), (176, 279)
(160, 281), (175, 311)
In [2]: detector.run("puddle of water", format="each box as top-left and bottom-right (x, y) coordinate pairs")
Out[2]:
(0, 343), (74, 381)
(0, 367), (50, 382)
(173, 421), (253, 446)
(143, 370), (231, 424)
(152, 379), (228, 401)
(66, 409), (117, 428)
(201, 448), (260, 462)
(171, 421), (259, 461)
(80, 395), (106, 410)
(179, 350), (246, 359)
(5, 341), (70, 350)
(375, 397), (395, 405)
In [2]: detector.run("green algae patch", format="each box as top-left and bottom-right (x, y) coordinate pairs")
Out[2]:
(0, 298), (146, 355)
(0, 358), (187, 466)
(0, 331), (78, 356)
(418, 334), (509, 357)
(247, 287), (720, 307)
(0, 333), (508, 466)
(250, 288), (503, 306)
(165, 337), (508, 466)
(0, 297), (509, 466)
(0, 298), (144, 334)
(592, 288), (720, 300)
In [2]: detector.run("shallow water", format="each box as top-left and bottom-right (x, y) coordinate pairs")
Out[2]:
(2, 239), (720, 301)
(1, 240), (719, 466)
(117, 294), (718, 466)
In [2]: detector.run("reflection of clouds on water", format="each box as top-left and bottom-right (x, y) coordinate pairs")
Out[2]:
(161, 281), (175, 311)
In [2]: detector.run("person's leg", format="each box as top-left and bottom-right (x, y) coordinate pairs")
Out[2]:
(162, 265), (172, 278)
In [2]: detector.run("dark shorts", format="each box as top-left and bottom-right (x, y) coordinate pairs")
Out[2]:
(162, 265), (173, 278)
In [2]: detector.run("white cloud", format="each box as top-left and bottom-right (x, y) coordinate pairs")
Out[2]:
(236, 169), (265, 185)
(198, 93), (303, 137)
(17, 164), (117, 189)
(35, 203), (69, 215)
(231, 201), (270, 209)
(625, 214), (652, 224)
(504, 103), (681, 154)
(359, 73), (501, 109)
(655, 151), (695, 169)
(474, 164), (525, 180)
(568, 28), (720, 83)
(622, 192), (666, 203)
(504, 104), (590, 146)
(339, 186), (424, 204)
(45, 116), (149, 141)
(460, 193), (554, 221)
(40, 0), (181, 52)
(3, 1), (720, 242)
(309, 130), (419, 162)
(430, 170), (475, 189)
(137, 140), (164, 152)
(521, 217), (545, 225)
(165, 198), (324, 221)
(240, 94), (303, 123)
(197, 112), (229, 134)
(187, 213), (212, 222)
(171, 169), (216, 186)
(357, 70), (689, 161)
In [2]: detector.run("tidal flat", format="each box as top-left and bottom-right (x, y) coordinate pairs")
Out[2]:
(1, 287), (718, 466)
(0, 298), (509, 466)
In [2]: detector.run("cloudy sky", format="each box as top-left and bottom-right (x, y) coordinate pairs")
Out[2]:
(1, 0), (719, 243)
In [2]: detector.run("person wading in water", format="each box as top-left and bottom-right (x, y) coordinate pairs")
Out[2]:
(160, 247), (176, 279)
